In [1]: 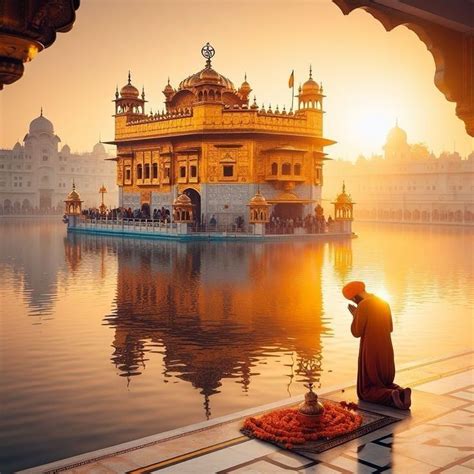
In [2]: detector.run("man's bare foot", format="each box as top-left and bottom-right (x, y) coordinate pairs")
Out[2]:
(401, 387), (412, 409)
(391, 389), (406, 409)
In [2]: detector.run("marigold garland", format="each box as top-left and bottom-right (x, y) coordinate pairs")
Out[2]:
(242, 402), (362, 449)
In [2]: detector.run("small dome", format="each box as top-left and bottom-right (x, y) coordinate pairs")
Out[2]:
(66, 190), (81, 201)
(249, 191), (268, 205)
(93, 142), (106, 155)
(13, 141), (22, 150)
(300, 67), (320, 97)
(173, 193), (192, 206)
(29, 112), (54, 134)
(66, 186), (81, 201)
(120, 83), (139, 98)
(386, 123), (407, 145)
(302, 77), (320, 95)
(163, 79), (174, 96)
(61, 144), (71, 154)
(120, 72), (139, 98)
(239, 75), (252, 97)
(334, 182), (353, 204)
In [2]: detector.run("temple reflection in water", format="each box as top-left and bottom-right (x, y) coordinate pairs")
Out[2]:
(64, 234), (335, 417)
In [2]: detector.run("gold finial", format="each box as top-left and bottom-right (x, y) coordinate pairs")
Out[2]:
(141, 86), (145, 100)
(115, 85), (119, 99)
(128, 70), (131, 85)
(309, 64), (312, 79)
(40, 107), (43, 116)
(244, 72), (247, 81)
(342, 180), (346, 193)
(167, 76), (170, 85)
(72, 179), (75, 191)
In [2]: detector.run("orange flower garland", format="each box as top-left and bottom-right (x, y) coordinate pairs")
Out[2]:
(243, 402), (362, 449)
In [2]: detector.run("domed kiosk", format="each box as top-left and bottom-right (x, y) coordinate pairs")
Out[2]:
(332, 182), (355, 234)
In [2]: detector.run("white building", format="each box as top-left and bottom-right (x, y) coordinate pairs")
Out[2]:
(0, 112), (117, 213)
(323, 124), (474, 225)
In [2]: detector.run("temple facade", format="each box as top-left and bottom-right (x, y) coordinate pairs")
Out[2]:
(323, 123), (474, 225)
(0, 112), (117, 213)
(109, 44), (335, 227)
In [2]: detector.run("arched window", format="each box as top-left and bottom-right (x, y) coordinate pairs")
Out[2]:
(137, 164), (143, 179)
(144, 164), (150, 179)
(294, 163), (301, 175)
(152, 163), (158, 179)
(282, 162), (291, 175)
(271, 162), (278, 175)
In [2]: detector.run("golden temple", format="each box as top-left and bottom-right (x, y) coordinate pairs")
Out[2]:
(108, 43), (335, 225)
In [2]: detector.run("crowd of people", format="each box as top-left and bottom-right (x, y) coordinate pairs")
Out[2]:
(82, 206), (171, 222)
(78, 205), (335, 235)
(267, 212), (333, 234)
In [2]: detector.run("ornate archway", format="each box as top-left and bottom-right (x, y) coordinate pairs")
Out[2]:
(333, 0), (473, 136)
(183, 188), (201, 223)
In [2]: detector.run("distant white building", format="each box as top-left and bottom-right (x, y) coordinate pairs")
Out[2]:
(323, 123), (474, 225)
(0, 112), (117, 213)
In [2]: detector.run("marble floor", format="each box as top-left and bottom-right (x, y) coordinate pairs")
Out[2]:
(23, 351), (473, 474)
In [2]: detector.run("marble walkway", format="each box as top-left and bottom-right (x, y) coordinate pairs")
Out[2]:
(23, 350), (473, 474)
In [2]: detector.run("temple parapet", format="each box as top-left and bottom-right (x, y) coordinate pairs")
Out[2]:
(116, 105), (323, 141)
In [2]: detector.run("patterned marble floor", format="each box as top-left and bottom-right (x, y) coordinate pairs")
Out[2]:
(23, 351), (473, 474)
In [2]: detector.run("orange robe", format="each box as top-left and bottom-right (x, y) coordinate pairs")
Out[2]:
(351, 295), (401, 406)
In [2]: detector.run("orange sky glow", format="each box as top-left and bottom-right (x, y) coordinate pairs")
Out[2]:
(0, 0), (472, 160)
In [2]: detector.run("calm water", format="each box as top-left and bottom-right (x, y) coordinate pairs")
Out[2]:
(0, 219), (472, 472)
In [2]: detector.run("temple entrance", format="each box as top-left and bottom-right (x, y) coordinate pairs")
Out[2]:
(272, 203), (303, 220)
(183, 188), (201, 223)
(39, 190), (53, 210)
(141, 202), (151, 218)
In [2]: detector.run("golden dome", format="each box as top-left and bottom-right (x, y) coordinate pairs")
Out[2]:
(163, 78), (174, 95)
(249, 191), (268, 205)
(301, 66), (320, 96)
(179, 66), (235, 91)
(65, 182), (82, 201)
(239, 74), (252, 95)
(334, 182), (353, 204)
(120, 71), (139, 98)
(302, 78), (320, 94)
(173, 193), (192, 206)
(120, 83), (139, 98)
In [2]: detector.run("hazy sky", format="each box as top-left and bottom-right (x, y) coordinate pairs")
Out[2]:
(1, 0), (472, 159)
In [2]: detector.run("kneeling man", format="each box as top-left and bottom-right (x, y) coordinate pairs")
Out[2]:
(343, 281), (411, 410)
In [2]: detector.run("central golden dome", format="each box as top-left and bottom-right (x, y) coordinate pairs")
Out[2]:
(179, 66), (235, 91)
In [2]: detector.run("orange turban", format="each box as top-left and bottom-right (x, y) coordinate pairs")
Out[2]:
(342, 281), (366, 300)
